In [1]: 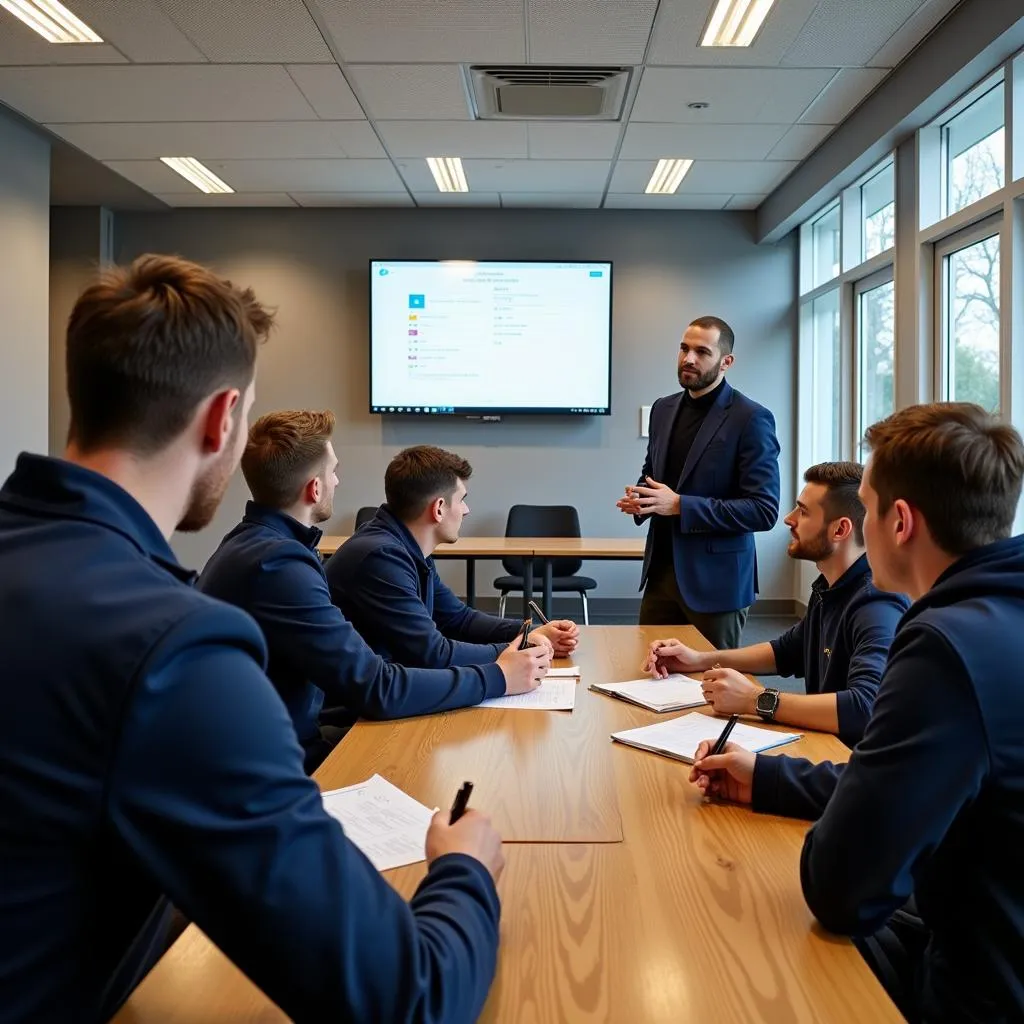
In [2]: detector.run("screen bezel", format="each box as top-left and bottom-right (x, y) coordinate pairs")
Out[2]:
(368, 259), (613, 417)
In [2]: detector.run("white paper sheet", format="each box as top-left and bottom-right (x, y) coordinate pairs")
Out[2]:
(478, 675), (577, 710)
(321, 774), (435, 872)
(611, 712), (800, 763)
(592, 674), (707, 712)
(546, 666), (581, 677)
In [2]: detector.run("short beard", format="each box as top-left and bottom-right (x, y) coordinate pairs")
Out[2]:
(678, 359), (723, 392)
(788, 527), (834, 563)
(177, 418), (241, 533)
(312, 495), (333, 525)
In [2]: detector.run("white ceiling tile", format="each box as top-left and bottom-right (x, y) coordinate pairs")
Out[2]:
(782, 0), (930, 67)
(16, 0), (209, 63)
(766, 123), (833, 160)
(631, 67), (837, 124)
(527, 0), (658, 64)
(459, 159), (611, 191)
(154, 192), (298, 206)
(647, 0), (820, 67)
(204, 158), (406, 192)
(47, 121), (385, 160)
(315, 0), (524, 63)
(156, 0), (334, 62)
(620, 122), (789, 161)
(604, 194), (732, 210)
(799, 68), (889, 125)
(726, 194), (767, 210)
(290, 192), (414, 206)
(868, 0), (962, 68)
(286, 65), (365, 119)
(0, 65), (317, 122)
(609, 159), (797, 194)
(526, 122), (621, 159)
(412, 192), (502, 206)
(348, 65), (472, 120)
(377, 121), (528, 158)
(499, 192), (602, 208)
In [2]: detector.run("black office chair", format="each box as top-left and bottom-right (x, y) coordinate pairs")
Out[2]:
(493, 505), (597, 625)
(354, 505), (378, 530)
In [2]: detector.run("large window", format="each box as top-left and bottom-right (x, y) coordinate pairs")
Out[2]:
(940, 230), (1001, 412)
(857, 275), (895, 444)
(862, 162), (895, 260)
(943, 82), (1005, 215)
(810, 204), (841, 287)
(809, 289), (842, 463)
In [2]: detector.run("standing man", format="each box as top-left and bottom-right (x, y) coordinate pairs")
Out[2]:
(618, 316), (780, 649)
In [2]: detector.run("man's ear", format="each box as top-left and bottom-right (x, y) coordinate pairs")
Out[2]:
(429, 496), (445, 523)
(200, 388), (240, 454)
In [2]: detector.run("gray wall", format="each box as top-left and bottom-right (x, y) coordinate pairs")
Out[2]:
(52, 207), (797, 601)
(0, 108), (50, 478)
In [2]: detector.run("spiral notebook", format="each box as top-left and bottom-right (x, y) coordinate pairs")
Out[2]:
(611, 712), (801, 764)
(590, 674), (707, 713)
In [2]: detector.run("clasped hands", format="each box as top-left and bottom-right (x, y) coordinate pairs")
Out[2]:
(615, 477), (680, 517)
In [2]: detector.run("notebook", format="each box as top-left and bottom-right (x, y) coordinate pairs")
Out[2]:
(611, 712), (801, 764)
(477, 675), (577, 711)
(591, 674), (707, 713)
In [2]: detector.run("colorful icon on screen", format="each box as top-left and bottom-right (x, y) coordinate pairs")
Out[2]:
(408, 294), (425, 309)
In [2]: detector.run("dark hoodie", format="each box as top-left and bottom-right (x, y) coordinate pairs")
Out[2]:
(752, 535), (1024, 1023)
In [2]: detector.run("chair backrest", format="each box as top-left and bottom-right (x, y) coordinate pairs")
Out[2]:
(354, 505), (379, 530)
(502, 504), (583, 577)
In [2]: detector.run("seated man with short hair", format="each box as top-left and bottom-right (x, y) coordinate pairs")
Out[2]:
(199, 414), (550, 772)
(645, 461), (908, 747)
(326, 445), (579, 668)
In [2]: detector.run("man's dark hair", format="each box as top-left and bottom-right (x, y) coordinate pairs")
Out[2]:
(864, 403), (1024, 555)
(242, 410), (335, 509)
(689, 315), (735, 355)
(66, 254), (274, 454)
(804, 461), (865, 546)
(385, 445), (472, 521)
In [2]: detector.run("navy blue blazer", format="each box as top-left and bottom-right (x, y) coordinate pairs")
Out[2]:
(636, 379), (780, 613)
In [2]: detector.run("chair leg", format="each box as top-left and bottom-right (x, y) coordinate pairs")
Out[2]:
(498, 593), (507, 618)
(580, 590), (590, 626)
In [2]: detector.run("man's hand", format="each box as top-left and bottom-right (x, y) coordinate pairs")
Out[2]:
(531, 620), (579, 656)
(642, 638), (713, 677)
(616, 485), (645, 517)
(496, 642), (552, 695)
(688, 741), (755, 805)
(627, 477), (680, 517)
(426, 809), (505, 883)
(701, 667), (763, 716)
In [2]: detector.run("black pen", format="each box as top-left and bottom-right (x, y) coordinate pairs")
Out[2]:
(516, 617), (533, 650)
(449, 781), (474, 824)
(709, 714), (740, 756)
(527, 600), (549, 625)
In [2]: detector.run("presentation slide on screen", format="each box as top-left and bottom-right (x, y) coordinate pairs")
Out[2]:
(370, 261), (612, 413)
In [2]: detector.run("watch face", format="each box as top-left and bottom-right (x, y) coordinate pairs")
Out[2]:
(757, 689), (779, 715)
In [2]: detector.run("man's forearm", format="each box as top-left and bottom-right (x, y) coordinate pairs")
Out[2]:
(708, 642), (777, 675)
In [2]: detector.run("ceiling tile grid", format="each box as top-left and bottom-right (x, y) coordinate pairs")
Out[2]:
(0, 0), (960, 210)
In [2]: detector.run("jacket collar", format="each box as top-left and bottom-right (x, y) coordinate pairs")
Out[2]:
(0, 453), (196, 583)
(371, 504), (432, 568)
(812, 552), (871, 598)
(242, 501), (323, 551)
(675, 378), (734, 488)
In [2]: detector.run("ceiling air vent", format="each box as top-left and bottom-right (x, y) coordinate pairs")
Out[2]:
(467, 65), (631, 120)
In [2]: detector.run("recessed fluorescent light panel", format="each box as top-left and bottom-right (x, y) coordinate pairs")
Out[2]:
(645, 159), (693, 195)
(0, 0), (103, 43)
(159, 157), (234, 195)
(701, 0), (777, 47)
(426, 157), (469, 193)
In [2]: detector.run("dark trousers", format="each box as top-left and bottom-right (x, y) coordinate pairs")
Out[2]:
(639, 563), (748, 650)
(854, 900), (929, 1023)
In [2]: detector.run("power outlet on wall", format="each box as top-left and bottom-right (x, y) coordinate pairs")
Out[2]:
(640, 405), (651, 438)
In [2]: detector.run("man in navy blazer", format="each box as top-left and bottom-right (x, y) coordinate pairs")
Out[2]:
(618, 316), (780, 649)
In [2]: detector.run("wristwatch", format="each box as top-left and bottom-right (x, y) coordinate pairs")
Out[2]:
(755, 688), (781, 722)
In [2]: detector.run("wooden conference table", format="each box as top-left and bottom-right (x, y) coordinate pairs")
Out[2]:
(116, 626), (898, 1023)
(319, 534), (647, 619)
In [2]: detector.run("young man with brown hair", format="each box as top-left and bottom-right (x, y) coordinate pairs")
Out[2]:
(199, 412), (550, 772)
(0, 256), (507, 1022)
(326, 444), (580, 668)
(689, 403), (1024, 1023)
(645, 461), (908, 746)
